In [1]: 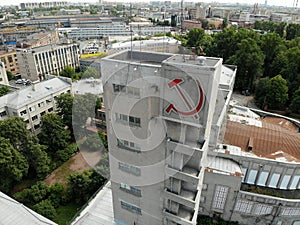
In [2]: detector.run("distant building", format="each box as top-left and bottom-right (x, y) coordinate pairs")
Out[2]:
(0, 50), (19, 75)
(17, 30), (60, 49)
(0, 76), (71, 132)
(20, 1), (68, 9)
(182, 20), (202, 31)
(16, 41), (80, 81)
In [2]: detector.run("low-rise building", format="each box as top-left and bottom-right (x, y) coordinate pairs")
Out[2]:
(0, 50), (19, 75)
(0, 76), (71, 132)
(0, 62), (9, 85)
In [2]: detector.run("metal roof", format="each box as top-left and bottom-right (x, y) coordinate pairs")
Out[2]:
(0, 192), (57, 225)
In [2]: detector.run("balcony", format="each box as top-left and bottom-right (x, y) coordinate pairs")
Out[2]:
(164, 188), (197, 209)
(164, 204), (198, 225)
(165, 165), (199, 185)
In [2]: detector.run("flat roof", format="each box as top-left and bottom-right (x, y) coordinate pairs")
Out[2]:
(0, 77), (71, 109)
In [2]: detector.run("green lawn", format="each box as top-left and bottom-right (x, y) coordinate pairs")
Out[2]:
(53, 203), (82, 225)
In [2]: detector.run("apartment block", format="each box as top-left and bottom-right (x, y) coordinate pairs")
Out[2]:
(0, 76), (71, 132)
(0, 62), (9, 85)
(16, 42), (80, 81)
(101, 50), (235, 225)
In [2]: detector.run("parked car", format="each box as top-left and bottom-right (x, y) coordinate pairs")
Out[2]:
(15, 79), (27, 84)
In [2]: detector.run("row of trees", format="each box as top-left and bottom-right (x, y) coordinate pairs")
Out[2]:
(14, 169), (106, 220)
(177, 21), (300, 112)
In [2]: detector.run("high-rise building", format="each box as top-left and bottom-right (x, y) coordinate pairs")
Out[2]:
(101, 50), (236, 225)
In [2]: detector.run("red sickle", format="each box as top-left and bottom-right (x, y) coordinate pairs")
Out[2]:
(165, 80), (204, 116)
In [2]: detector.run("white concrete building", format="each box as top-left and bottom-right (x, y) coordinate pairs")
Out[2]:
(16, 42), (80, 81)
(0, 76), (71, 132)
(100, 50), (235, 225)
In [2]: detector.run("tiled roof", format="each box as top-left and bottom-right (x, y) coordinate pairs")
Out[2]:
(224, 118), (300, 162)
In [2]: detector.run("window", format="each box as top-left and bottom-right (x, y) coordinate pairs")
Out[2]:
(20, 109), (27, 116)
(280, 175), (291, 189)
(0, 111), (7, 117)
(281, 208), (300, 216)
(241, 168), (247, 182)
(269, 173), (280, 188)
(48, 107), (53, 112)
(119, 162), (141, 176)
(212, 185), (228, 210)
(121, 201), (141, 214)
(234, 200), (253, 214)
(117, 138), (141, 152)
(113, 84), (126, 93)
(32, 115), (38, 121)
(127, 86), (140, 98)
(129, 116), (140, 126)
(38, 102), (45, 108)
(40, 111), (46, 117)
(34, 123), (40, 129)
(24, 119), (29, 124)
(290, 176), (300, 190)
(46, 99), (52, 104)
(116, 113), (141, 127)
(29, 106), (36, 112)
(120, 183), (141, 197)
(247, 170), (258, 184)
(254, 204), (273, 215)
(257, 171), (269, 186)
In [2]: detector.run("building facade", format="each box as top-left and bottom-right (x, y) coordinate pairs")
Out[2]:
(0, 50), (19, 75)
(16, 42), (80, 81)
(0, 62), (9, 85)
(101, 50), (236, 225)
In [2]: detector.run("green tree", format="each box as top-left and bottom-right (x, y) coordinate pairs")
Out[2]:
(221, 18), (228, 29)
(82, 67), (100, 79)
(0, 117), (51, 178)
(57, 93), (74, 129)
(186, 28), (206, 48)
(265, 75), (289, 110)
(56, 143), (78, 163)
(0, 137), (28, 192)
(6, 71), (14, 80)
(254, 77), (270, 109)
(32, 199), (56, 220)
(59, 65), (75, 79)
(286, 23), (300, 40)
(0, 86), (10, 97)
(260, 33), (284, 77)
(226, 38), (264, 91)
(38, 114), (70, 157)
(289, 87), (300, 114)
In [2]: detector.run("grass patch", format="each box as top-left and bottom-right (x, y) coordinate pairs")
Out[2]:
(53, 203), (82, 225)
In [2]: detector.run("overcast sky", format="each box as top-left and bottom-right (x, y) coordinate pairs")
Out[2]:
(0, 0), (297, 8)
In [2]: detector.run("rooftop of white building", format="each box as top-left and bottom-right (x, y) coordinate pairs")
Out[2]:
(0, 76), (71, 109)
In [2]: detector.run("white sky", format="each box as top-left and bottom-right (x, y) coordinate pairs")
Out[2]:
(0, 0), (297, 8)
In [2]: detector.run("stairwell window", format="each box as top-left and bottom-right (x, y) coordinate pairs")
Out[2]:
(116, 113), (141, 127)
(120, 183), (141, 197)
(119, 162), (141, 176)
(117, 138), (141, 152)
(121, 201), (141, 214)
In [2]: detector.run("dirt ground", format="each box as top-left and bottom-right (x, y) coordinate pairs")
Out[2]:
(44, 152), (92, 186)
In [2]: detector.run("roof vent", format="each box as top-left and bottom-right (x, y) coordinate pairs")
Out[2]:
(197, 56), (206, 66)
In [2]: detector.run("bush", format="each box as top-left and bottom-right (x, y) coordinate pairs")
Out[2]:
(32, 199), (57, 220)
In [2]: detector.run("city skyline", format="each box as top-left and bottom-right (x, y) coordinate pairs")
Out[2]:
(0, 0), (298, 8)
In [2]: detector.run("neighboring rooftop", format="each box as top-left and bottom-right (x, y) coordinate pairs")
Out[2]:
(71, 182), (115, 225)
(0, 191), (57, 225)
(0, 76), (71, 109)
(224, 106), (300, 162)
